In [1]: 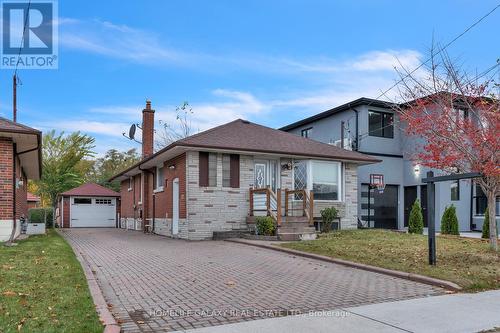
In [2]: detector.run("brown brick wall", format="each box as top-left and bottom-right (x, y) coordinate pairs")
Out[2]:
(154, 153), (186, 219)
(120, 174), (143, 219)
(119, 153), (187, 225)
(0, 138), (14, 220)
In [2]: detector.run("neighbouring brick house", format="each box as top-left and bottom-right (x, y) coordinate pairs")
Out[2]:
(27, 192), (41, 209)
(110, 101), (379, 240)
(0, 117), (42, 242)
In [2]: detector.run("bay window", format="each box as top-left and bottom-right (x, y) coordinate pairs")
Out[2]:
(294, 160), (342, 201)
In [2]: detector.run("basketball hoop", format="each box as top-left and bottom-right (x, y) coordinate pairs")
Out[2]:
(370, 174), (385, 194)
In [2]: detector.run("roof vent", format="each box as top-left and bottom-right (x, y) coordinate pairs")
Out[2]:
(241, 120), (250, 124)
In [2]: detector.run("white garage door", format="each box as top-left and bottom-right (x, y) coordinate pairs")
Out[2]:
(70, 197), (116, 228)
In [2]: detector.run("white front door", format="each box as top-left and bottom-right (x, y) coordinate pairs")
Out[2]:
(70, 197), (116, 228)
(172, 178), (179, 235)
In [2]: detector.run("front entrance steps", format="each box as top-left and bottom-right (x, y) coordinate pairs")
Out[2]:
(246, 216), (317, 241)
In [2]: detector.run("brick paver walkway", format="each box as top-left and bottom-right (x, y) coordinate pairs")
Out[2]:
(62, 229), (444, 332)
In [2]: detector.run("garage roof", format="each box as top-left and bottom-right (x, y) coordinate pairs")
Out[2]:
(61, 183), (120, 197)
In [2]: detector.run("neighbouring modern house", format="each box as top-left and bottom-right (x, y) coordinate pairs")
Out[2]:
(281, 97), (500, 232)
(27, 192), (41, 209)
(0, 117), (42, 242)
(56, 183), (120, 228)
(109, 101), (379, 240)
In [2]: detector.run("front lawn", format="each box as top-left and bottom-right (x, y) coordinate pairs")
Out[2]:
(281, 230), (500, 292)
(0, 230), (103, 333)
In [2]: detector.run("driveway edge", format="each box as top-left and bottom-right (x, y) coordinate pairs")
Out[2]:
(60, 231), (121, 333)
(225, 238), (462, 292)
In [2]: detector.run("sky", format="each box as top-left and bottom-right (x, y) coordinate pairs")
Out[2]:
(0, 0), (499, 155)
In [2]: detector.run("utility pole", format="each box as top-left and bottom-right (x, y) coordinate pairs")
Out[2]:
(13, 74), (17, 122)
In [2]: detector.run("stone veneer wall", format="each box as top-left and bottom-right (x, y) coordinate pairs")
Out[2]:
(185, 151), (254, 240)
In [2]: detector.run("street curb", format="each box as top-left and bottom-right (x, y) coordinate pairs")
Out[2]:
(226, 238), (462, 292)
(59, 231), (121, 333)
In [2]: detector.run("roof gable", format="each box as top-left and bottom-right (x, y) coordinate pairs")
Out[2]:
(61, 183), (120, 197)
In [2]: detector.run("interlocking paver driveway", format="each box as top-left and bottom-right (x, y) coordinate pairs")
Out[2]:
(62, 228), (444, 332)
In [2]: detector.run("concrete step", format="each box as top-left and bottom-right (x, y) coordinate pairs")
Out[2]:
(212, 230), (249, 240)
(278, 232), (317, 241)
(278, 226), (316, 233)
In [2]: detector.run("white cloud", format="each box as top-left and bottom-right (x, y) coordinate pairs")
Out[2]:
(59, 18), (188, 64)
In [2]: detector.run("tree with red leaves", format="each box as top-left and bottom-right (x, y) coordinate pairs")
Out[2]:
(390, 51), (499, 250)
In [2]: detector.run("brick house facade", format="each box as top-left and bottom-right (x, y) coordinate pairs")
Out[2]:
(0, 118), (42, 242)
(110, 102), (378, 240)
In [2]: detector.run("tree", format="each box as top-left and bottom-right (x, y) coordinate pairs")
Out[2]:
(441, 205), (459, 235)
(155, 102), (197, 150)
(408, 199), (424, 234)
(390, 49), (499, 250)
(84, 148), (140, 191)
(33, 130), (95, 208)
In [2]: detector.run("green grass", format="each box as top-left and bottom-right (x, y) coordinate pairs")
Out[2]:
(0, 230), (103, 333)
(281, 229), (500, 292)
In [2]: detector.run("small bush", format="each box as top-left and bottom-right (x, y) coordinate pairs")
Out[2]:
(320, 207), (338, 233)
(255, 216), (276, 236)
(28, 208), (54, 228)
(441, 205), (459, 235)
(482, 208), (489, 239)
(408, 199), (424, 234)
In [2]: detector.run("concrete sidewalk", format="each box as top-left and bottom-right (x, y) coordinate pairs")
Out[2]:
(183, 290), (500, 333)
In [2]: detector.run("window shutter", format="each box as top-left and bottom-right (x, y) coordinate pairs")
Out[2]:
(230, 154), (240, 188)
(199, 152), (209, 187)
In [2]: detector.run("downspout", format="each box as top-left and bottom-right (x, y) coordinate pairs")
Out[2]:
(350, 106), (360, 151)
(139, 166), (155, 233)
(470, 181), (474, 230)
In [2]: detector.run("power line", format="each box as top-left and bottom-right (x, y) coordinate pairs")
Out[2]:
(14, 0), (32, 76)
(365, 3), (500, 107)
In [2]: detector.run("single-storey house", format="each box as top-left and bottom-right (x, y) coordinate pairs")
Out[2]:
(110, 101), (379, 240)
(0, 117), (42, 242)
(56, 183), (120, 228)
(27, 192), (41, 209)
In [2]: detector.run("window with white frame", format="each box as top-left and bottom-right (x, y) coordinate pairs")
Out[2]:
(312, 161), (340, 200)
(293, 160), (342, 201)
(128, 177), (133, 191)
(155, 166), (164, 191)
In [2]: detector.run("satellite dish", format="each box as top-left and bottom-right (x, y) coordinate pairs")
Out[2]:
(129, 124), (136, 140)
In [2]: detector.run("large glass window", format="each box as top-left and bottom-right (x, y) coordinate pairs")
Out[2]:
(312, 161), (340, 200)
(474, 184), (500, 216)
(369, 111), (394, 138)
(293, 160), (341, 201)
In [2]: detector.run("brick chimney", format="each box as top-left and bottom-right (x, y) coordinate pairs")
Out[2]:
(142, 100), (155, 158)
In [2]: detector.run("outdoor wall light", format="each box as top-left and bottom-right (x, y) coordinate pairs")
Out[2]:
(414, 164), (420, 175)
(281, 162), (292, 171)
(168, 165), (176, 170)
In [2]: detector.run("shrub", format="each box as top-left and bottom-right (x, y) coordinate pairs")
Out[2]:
(28, 208), (54, 228)
(255, 216), (276, 236)
(408, 199), (424, 234)
(320, 207), (338, 233)
(482, 208), (489, 239)
(440, 205), (459, 235)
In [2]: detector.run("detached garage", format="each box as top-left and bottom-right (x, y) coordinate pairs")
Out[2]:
(57, 183), (120, 228)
